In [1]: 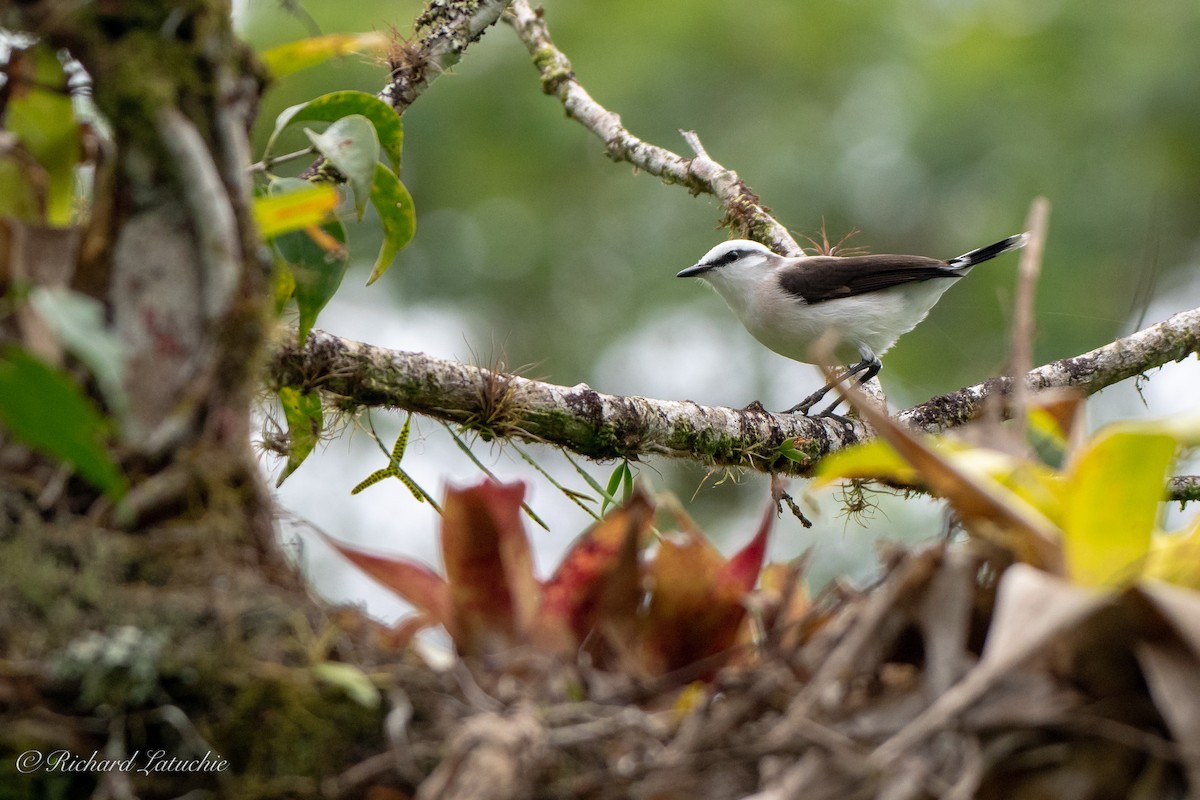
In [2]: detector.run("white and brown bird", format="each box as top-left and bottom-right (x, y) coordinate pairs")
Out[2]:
(677, 233), (1027, 416)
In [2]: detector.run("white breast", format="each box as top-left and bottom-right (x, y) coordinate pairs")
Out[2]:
(703, 267), (963, 365)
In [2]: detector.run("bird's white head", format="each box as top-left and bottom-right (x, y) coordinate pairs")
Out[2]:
(676, 240), (778, 281)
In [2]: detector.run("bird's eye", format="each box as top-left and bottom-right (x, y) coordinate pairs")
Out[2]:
(722, 250), (742, 265)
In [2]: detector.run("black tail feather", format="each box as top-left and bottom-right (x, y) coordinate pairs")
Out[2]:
(946, 233), (1028, 271)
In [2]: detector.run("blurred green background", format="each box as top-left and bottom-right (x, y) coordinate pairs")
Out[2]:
(240, 0), (1200, 612)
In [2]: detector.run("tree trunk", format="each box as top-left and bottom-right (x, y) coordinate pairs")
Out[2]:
(0, 5), (386, 797)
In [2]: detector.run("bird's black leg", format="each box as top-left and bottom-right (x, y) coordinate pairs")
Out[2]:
(813, 355), (881, 419)
(785, 348), (882, 423)
(784, 357), (871, 414)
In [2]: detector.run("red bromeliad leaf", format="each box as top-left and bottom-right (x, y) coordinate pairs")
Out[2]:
(640, 531), (728, 675)
(639, 503), (775, 675)
(440, 480), (540, 657)
(534, 490), (652, 659)
(319, 534), (454, 638)
(717, 502), (773, 598)
(380, 614), (436, 651)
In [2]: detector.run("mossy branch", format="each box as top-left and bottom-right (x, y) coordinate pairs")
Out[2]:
(268, 306), (1200, 483)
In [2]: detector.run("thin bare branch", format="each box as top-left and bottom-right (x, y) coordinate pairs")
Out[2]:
(504, 0), (801, 255)
(1006, 197), (1050, 444)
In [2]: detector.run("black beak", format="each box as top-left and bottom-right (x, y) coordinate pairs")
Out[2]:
(676, 263), (713, 278)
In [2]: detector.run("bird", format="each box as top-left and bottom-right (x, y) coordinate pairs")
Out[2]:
(676, 233), (1027, 417)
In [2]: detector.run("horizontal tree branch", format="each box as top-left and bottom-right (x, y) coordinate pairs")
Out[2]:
(504, 0), (801, 255)
(1168, 476), (1200, 505)
(267, 305), (1200, 477)
(269, 329), (857, 474)
(899, 305), (1200, 432)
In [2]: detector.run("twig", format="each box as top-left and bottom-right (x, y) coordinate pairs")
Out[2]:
(247, 145), (318, 174)
(1168, 475), (1200, 505)
(504, 0), (800, 254)
(1006, 197), (1050, 445)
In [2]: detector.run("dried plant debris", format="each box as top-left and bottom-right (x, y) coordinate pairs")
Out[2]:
(323, 476), (1198, 800)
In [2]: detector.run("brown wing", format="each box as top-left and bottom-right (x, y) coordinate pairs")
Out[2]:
(777, 255), (958, 304)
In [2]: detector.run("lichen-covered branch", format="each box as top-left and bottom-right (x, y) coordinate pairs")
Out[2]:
(1169, 476), (1200, 504)
(270, 329), (856, 473)
(504, 0), (801, 255)
(268, 305), (1200, 476)
(383, 0), (516, 114)
(899, 305), (1200, 432)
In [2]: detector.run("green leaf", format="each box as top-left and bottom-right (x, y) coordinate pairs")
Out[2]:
(276, 387), (323, 485)
(350, 415), (431, 505)
(0, 346), (125, 498)
(267, 91), (404, 172)
(621, 461), (635, 503)
(305, 115), (379, 219)
(601, 462), (630, 515)
(365, 163), (417, 285)
(269, 180), (349, 342)
(28, 288), (128, 421)
(272, 260), (296, 315)
(259, 31), (390, 79)
(2, 45), (82, 226)
(1061, 427), (1177, 588)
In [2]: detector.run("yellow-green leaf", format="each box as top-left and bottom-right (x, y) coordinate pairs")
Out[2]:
(1061, 428), (1177, 587)
(365, 163), (416, 285)
(2, 45), (83, 226)
(812, 438), (920, 488)
(259, 31), (390, 79)
(1145, 513), (1200, 589)
(252, 184), (339, 239)
(276, 387), (323, 486)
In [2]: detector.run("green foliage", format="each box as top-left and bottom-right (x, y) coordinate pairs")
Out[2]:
(266, 90), (404, 171)
(275, 386), (324, 486)
(28, 288), (128, 421)
(601, 461), (634, 515)
(0, 346), (125, 499)
(268, 179), (350, 342)
(817, 409), (1200, 589)
(351, 414), (440, 508)
(256, 87), (415, 332)
(305, 114), (379, 218)
(365, 162), (416, 285)
(258, 31), (390, 79)
(0, 45), (84, 226)
(251, 182), (339, 238)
